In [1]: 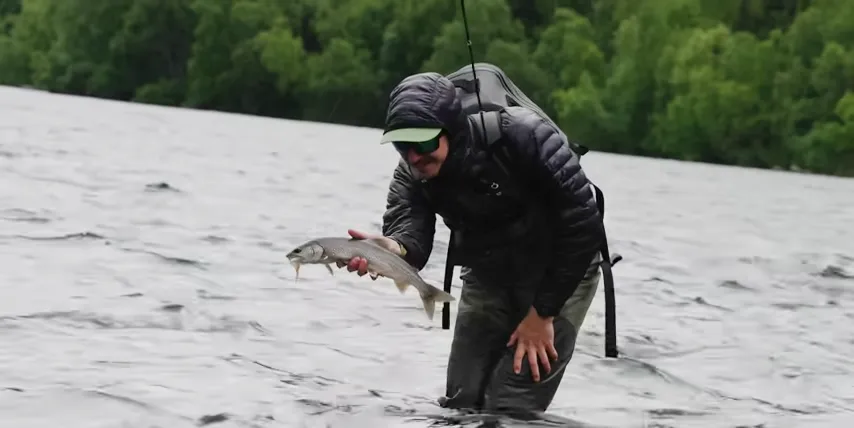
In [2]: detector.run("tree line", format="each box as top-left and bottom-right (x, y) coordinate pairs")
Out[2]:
(1, 0), (852, 176)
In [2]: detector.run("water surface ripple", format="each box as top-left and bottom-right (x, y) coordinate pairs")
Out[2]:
(1, 86), (853, 428)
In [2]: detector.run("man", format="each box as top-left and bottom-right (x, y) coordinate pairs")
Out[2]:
(339, 71), (606, 414)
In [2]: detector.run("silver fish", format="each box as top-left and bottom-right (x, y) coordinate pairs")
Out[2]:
(286, 237), (455, 320)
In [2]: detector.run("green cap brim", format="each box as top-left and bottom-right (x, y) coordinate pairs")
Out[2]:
(379, 127), (442, 144)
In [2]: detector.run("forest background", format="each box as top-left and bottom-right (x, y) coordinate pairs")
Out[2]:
(1, 0), (852, 177)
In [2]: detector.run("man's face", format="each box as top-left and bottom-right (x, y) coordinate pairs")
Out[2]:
(393, 134), (449, 179)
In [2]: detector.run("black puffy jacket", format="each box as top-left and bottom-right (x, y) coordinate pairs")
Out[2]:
(380, 72), (605, 318)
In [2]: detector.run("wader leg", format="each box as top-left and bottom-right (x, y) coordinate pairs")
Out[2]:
(482, 262), (602, 413)
(559, 257), (602, 333)
(441, 268), (514, 410)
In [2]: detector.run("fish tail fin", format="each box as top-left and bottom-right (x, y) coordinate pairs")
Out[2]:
(419, 282), (455, 321)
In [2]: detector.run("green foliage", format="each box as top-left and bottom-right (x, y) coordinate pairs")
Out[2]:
(1, 0), (852, 176)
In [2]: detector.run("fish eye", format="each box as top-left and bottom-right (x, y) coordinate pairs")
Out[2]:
(293, 248), (301, 253)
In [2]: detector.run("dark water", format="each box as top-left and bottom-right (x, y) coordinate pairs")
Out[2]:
(1, 85), (853, 428)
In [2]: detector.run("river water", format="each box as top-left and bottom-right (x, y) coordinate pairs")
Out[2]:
(1, 85), (852, 428)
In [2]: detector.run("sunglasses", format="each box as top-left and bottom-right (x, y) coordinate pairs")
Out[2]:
(392, 135), (441, 156)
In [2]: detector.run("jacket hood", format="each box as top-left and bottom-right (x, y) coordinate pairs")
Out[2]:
(385, 72), (474, 181)
(384, 72), (467, 137)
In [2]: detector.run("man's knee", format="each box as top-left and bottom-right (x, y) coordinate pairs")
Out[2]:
(481, 317), (579, 412)
(443, 278), (514, 410)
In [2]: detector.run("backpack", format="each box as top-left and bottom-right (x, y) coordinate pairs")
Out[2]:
(440, 62), (622, 359)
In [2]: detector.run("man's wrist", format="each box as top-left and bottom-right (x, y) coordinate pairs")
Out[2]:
(530, 303), (557, 320)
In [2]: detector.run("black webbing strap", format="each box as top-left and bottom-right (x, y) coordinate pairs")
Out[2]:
(442, 230), (456, 330)
(593, 183), (621, 358)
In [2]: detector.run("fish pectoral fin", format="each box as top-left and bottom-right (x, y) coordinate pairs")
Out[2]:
(394, 280), (410, 294)
(324, 263), (334, 276)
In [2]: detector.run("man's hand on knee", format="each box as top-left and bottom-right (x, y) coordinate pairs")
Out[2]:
(506, 306), (558, 382)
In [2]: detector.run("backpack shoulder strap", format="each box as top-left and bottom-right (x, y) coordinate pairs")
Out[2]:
(480, 111), (503, 147)
(469, 110), (503, 148)
(468, 110), (514, 178)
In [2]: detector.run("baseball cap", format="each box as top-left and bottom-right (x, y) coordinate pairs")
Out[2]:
(379, 127), (442, 144)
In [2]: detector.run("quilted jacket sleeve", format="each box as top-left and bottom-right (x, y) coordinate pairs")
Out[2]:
(381, 161), (437, 270)
(501, 107), (606, 318)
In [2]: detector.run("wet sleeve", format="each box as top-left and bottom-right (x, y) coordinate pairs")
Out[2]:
(504, 110), (605, 318)
(381, 163), (437, 270)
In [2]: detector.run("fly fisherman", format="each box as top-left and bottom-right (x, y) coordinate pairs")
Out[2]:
(338, 71), (606, 414)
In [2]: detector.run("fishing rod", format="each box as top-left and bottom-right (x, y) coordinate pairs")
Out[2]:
(460, 0), (489, 145)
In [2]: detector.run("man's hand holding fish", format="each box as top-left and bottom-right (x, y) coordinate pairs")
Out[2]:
(335, 229), (403, 280)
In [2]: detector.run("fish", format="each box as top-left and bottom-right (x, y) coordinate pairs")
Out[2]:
(286, 237), (455, 320)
